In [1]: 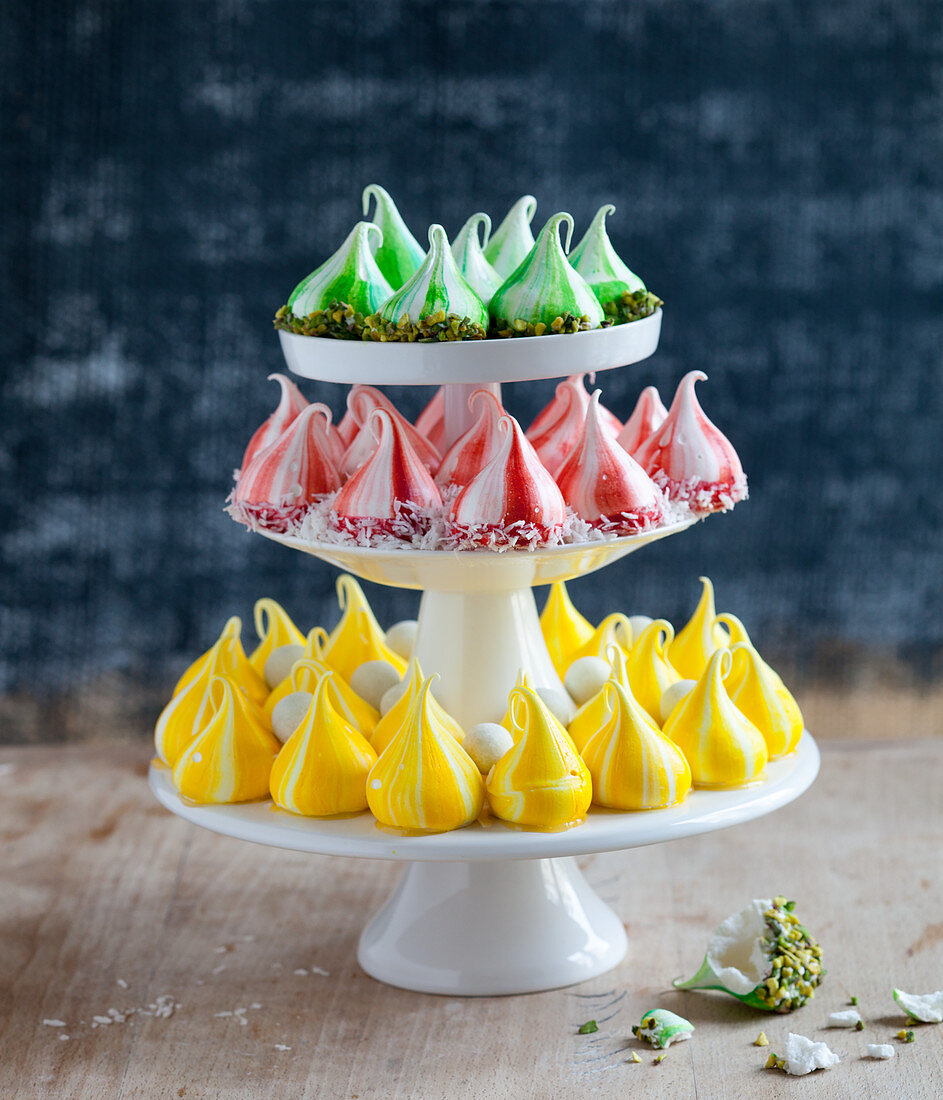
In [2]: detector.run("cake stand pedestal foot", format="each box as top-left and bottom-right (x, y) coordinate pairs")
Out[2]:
(357, 856), (628, 995)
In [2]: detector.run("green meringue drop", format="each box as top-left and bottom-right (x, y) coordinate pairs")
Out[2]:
(568, 204), (646, 304)
(287, 221), (394, 319)
(489, 212), (605, 336)
(451, 213), (503, 307)
(484, 195), (537, 278)
(362, 184), (425, 289)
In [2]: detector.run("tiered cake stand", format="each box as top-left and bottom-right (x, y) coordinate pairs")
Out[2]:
(149, 312), (820, 995)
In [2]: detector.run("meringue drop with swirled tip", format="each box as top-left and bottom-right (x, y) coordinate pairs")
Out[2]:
(367, 677), (483, 833)
(499, 669), (535, 735)
(340, 384), (441, 478)
(172, 676), (281, 804)
(568, 645), (634, 753)
(581, 680), (692, 810)
(448, 414), (566, 546)
(239, 374), (308, 474)
(451, 212), (503, 306)
(414, 386), (446, 452)
(539, 581), (595, 678)
(624, 619), (682, 722)
(526, 375), (589, 476)
(634, 371), (748, 512)
(269, 673), (377, 817)
(662, 649), (768, 788)
(669, 576), (730, 680)
(248, 599), (306, 679)
(321, 575), (407, 683)
(483, 195), (537, 279)
(616, 385), (668, 457)
(172, 616), (267, 706)
(567, 204), (647, 308)
(234, 404), (343, 529)
(486, 687), (592, 830)
(556, 390), (664, 534)
(527, 374), (622, 443)
(287, 220), (394, 318)
(375, 224), (488, 332)
(371, 657), (463, 754)
(333, 409), (443, 538)
(567, 612), (633, 665)
(435, 389), (506, 489)
(362, 184), (425, 289)
(490, 213), (605, 335)
(264, 653), (379, 737)
(717, 614), (803, 758)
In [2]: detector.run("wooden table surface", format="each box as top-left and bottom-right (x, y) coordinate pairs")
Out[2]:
(2, 740), (941, 1099)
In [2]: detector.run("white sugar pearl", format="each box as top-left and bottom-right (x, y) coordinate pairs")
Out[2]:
(659, 679), (697, 723)
(385, 620), (418, 660)
(464, 723), (514, 773)
(537, 687), (576, 727)
(626, 614), (654, 647)
(350, 660), (401, 710)
(271, 691), (312, 742)
(564, 656), (610, 707)
(380, 681), (408, 716)
(263, 644), (306, 690)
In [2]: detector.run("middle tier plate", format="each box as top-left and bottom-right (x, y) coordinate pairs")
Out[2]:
(254, 516), (697, 591)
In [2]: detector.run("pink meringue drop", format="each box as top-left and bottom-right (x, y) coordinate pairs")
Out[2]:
(633, 371), (748, 512)
(234, 403), (342, 530)
(616, 385), (668, 456)
(556, 391), (664, 535)
(336, 407), (358, 449)
(527, 374), (621, 442)
(333, 409), (442, 538)
(414, 387), (447, 452)
(435, 389), (506, 489)
(526, 377), (588, 476)
(449, 415), (566, 546)
(341, 385), (441, 477)
(239, 374), (308, 473)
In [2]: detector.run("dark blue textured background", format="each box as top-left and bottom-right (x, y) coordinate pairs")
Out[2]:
(2, 0), (941, 735)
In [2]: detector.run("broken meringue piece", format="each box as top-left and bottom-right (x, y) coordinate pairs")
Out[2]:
(827, 1009), (863, 1028)
(632, 1009), (694, 1049)
(779, 1033), (840, 1075)
(893, 988), (943, 1023)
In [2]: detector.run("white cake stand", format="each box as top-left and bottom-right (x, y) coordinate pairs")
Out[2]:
(152, 315), (821, 995)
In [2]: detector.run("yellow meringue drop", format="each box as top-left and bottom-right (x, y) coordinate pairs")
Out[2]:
(172, 676), (281, 804)
(248, 598), (306, 677)
(371, 658), (462, 754)
(321, 575), (407, 682)
(264, 649), (378, 736)
(540, 581), (595, 677)
(269, 674), (377, 817)
(487, 688), (592, 830)
(581, 681), (692, 810)
(669, 576), (729, 680)
(367, 678), (484, 833)
(716, 615), (803, 758)
(568, 612), (633, 664)
(662, 648), (768, 788)
(568, 645), (633, 753)
(625, 619), (681, 721)
(173, 616), (268, 705)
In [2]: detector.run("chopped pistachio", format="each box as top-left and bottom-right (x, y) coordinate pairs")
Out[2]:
(577, 1019), (598, 1034)
(855, 1020), (865, 1031)
(363, 310), (487, 343)
(628, 1052), (641, 1063)
(601, 288), (663, 325)
(896, 1029), (916, 1042)
(850, 996), (858, 1006)
(754, 1032), (769, 1046)
(491, 312), (607, 338)
(273, 300), (368, 340)
(653, 1053), (666, 1065)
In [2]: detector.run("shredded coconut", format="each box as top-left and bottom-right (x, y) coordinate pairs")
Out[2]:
(42, 1019), (67, 1028)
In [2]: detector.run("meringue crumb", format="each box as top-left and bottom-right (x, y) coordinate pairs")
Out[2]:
(867, 1044), (895, 1060)
(274, 1043), (291, 1051)
(293, 968), (308, 976)
(116, 979), (128, 990)
(42, 1019), (67, 1028)
(59, 1034), (69, 1041)
(311, 966), (329, 976)
(212, 964), (227, 975)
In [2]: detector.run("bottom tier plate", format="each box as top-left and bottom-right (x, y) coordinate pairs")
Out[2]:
(149, 732), (819, 862)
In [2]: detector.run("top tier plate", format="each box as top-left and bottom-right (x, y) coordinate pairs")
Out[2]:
(279, 310), (661, 386)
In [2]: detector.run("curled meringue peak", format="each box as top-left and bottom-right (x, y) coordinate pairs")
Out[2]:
(234, 403), (343, 525)
(634, 371), (747, 511)
(377, 224), (488, 329)
(249, 598), (306, 676)
(362, 184), (425, 289)
(617, 385), (668, 456)
(484, 195), (537, 278)
(669, 576), (730, 680)
(239, 374), (309, 473)
(662, 648), (768, 788)
(341, 384), (441, 476)
(489, 212), (605, 333)
(556, 391), (664, 533)
(568, 644), (634, 753)
(527, 376), (587, 476)
(567, 204), (646, 307)
(414, 386), (446, 452)
(625, 619), (681, 721)
(287, 221), (393, 317)
(263, 651), (379, 738)
(528, 373), (621, 442)
(322, 575), (406, 681)
(451, 212), (503, 307)
(435, 389), (506, 489)
(449, 414), (566, 539)
(334, 409), (443, 535)
(172, 615), (267, 706)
